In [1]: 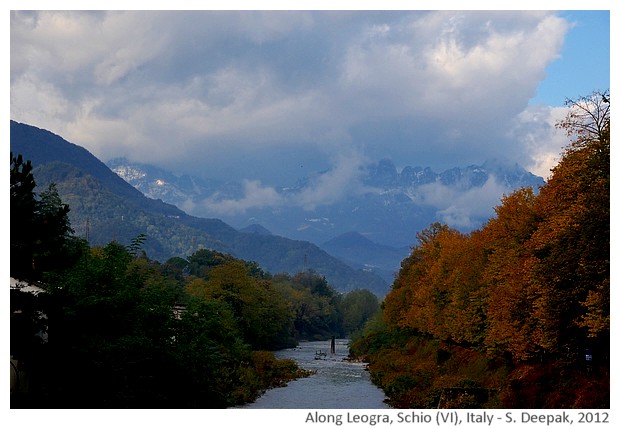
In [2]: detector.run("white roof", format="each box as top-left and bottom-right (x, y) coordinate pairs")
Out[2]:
(10, 277), (47, 295)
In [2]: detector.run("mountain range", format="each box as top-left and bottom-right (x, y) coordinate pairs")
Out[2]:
(10, 121), (389, 296)
(107, 154), (544, 283)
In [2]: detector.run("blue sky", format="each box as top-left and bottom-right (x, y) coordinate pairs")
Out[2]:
(8, 6), (613, 201)
(530, 10), (609, 106)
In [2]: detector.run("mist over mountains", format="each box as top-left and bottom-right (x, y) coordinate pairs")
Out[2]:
(109, 157), (543, 239)
(108, 156), (543, 285)
(109, 158), (543, 246)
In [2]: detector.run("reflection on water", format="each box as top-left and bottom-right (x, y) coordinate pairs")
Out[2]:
(242, 339), (389, 409)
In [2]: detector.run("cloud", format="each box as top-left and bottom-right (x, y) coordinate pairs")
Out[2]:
(293, 151), (368, 210)
(192, 149), (368, 215)
(200, 180), (285, 216)
(414, 175), (511, 229)
(10, 10), (573, 186)
(508, 104), (570, 179)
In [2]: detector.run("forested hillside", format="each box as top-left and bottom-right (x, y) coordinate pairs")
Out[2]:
(10, 153), (380, 408)
(350, 91), (610, 408)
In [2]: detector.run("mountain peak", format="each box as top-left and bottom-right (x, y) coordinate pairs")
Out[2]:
(240, 224), (273, 236)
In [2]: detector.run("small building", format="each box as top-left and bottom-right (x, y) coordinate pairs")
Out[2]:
(10, 277), (48, 396)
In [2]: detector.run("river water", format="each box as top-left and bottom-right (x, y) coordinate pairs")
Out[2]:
(241, 338), (390, 409)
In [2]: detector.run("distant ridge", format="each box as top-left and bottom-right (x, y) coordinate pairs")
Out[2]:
(322, 232), (410, 284)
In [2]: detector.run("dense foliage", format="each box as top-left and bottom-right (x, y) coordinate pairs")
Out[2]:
(350, 90), (610, 408)
(10, 153), (80, 279)
(10, 158), (381, 408)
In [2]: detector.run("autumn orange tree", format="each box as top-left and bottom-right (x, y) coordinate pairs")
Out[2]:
(482, 187), (539, 360)
(383, 222), (450, 333)
(526, 90), (610, 356)
(383, 223), (487, 346)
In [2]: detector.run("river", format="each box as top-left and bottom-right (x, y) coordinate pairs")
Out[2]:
(241, 338), (390, 409)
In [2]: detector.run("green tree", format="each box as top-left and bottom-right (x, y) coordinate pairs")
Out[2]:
(173, 297), (250, 407)
(187, 260), (295, 350)
(10, 152), (37, 278)
(272, 272), (344, 340)
(10, 154), (78, 279)
(341, 289), (380, 336)
(33, 183), (76, 274)
(186, 248), (267, 280)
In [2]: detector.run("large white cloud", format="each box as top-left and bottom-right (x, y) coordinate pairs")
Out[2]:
(11, 10), (573, 189)
(414, 175), (513, 229)
(508, 104), (571, 180)
(194, 149), (369, 215)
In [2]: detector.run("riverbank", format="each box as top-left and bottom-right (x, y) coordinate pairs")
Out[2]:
(350, 330), (610, 408)
(241, 339), (390, 409)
